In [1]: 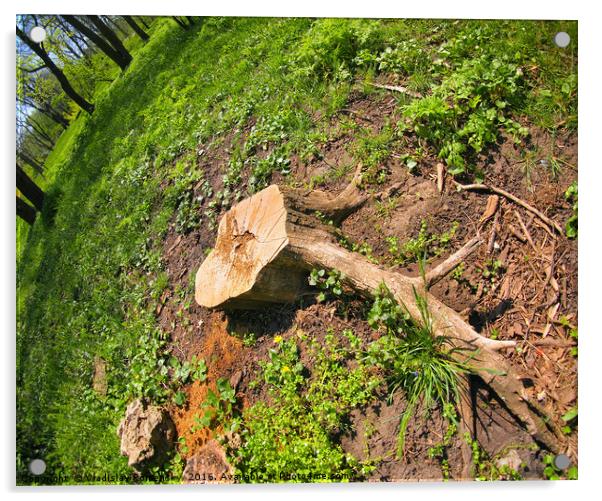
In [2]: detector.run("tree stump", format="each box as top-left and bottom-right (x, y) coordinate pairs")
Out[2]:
(195, 175), (563, 454)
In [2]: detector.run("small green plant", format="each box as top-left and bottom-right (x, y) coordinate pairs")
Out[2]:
(427, 403), (458, 480)
(375, 196), (400, 219)
(309, 268), (345, 302)
(364, 283), (469, 457)
(338, 235), (380, 264)
(479, 259), (504, 292)
(232, 331), (259, 347)
(564, 181), (577, 239)
(386, 220), (459, 266)
(352, 125), (395, 184)
(451, 262), (477, 293)
(464, 434), (525, 480)
(169, 355), (207, 385)
(173, 391), (187, 407)
(560, 407), (577, 435)
(193, 378), (237, 431)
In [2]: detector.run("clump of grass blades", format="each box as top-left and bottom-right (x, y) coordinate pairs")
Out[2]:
(365, 282), (469, 458)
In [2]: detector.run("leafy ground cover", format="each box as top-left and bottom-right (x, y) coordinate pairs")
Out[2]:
(17, 17), (577, 484)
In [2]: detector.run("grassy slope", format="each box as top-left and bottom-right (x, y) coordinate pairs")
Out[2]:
(16, 17), (577, 483)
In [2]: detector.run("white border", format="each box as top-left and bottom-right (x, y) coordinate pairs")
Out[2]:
(3, 1), (600, 500)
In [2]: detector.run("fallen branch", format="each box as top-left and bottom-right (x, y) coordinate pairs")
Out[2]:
(453, 182), (563, 235)
(365, 81), (423, 99)
(488, 210), (500, 254)
(514, 210), (537, 251)
(422, 235), (484, 289)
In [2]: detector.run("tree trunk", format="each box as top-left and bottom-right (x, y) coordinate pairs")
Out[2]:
(138, 17), (150, 29)
(87, 16), (132, 66)
(27, 115), (56, 146)
(195, 178), (564, 454)
(17, 196), (36, 225)
(172, 17), (188, 29)
(16, 163), (45, 211)
(16, 26), (94, 114)
(123, 16), (149, 41)
(62, 15), (130, 71)
(17, 151), (44, 176)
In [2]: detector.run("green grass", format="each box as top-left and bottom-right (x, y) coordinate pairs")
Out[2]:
(16, 17), (577, 484)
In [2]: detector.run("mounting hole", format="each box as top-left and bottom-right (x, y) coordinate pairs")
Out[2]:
(554, 454), (571, 470)
(28, 458), (46, 476)
(554, 32), (570, 48)
(29, 26), (46, 43)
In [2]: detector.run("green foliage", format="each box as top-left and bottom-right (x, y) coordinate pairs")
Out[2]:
(248, 147), (292, 193)
(338, 235), (380, 264)
(402, 55), (527, 176)
(564, 181), (578, 239)
(364, 284), (468, 457)
(169, 355), (208, 385)
(479, 258), (504, 286)
(355, 39), (429, 76)
(560, 406), (578, 435)
(386, 220), (459, 266)
(309, 268), (345, 302)
(352, 125), (395, 184)
(543, 453), (578, 480)
(228, 331), (380, 482)
(193, 378), (237, 431)
(292, 19), (383, 80)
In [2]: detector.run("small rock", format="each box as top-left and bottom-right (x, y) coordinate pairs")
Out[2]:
(495, 449), (522, 472)
(117, 399), (176, 472)
(229, 370), (243, 390)
(182, 440), (233, 484)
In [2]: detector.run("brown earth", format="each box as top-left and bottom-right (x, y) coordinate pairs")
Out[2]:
(153, 87), (577, 481)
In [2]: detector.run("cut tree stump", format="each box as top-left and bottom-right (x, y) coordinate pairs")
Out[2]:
(195, 175), (564, 454)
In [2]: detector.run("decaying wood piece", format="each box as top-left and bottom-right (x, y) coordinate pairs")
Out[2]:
(195, 181), (563, 452)
(366, 81), (423, 99)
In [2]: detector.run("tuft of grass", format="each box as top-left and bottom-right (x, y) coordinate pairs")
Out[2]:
(364, 283), (469, 457)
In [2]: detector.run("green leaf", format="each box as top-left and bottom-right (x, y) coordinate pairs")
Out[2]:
(561, 407), (578, 422)
(173, 391), (187, 407)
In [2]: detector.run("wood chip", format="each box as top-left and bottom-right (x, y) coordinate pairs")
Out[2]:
(480, 195), (499, 223)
